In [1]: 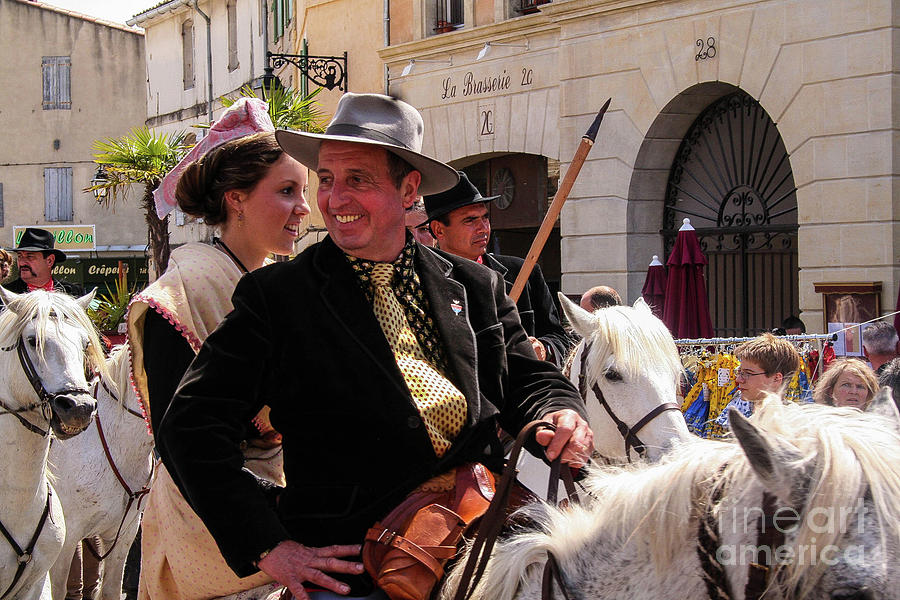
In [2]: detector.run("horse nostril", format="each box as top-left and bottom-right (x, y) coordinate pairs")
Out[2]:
(831, 588), (874, 600)
(52, 395), (77, 412)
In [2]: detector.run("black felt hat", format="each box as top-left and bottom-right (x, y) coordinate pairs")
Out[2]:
(13, 228), (66, 263)
(423, 171), (499, 222)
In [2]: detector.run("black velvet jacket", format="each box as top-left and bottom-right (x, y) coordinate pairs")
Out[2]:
(481, 254), (573, 367)
(157, 237), (585, 581)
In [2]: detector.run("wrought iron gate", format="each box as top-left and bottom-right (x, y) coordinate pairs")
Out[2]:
(663, 92), (798, 337)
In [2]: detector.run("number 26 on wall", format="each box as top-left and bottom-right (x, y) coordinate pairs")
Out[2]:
(480, 109), (495, 136)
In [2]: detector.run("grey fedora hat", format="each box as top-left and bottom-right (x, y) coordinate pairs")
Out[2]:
(275, 93), (459, 196)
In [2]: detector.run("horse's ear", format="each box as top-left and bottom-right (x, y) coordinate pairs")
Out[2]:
(76, 289), (96, 311)
(0, 286), (21, 309)
(558, 291), (595, 339)
(867, 386), (900, 424)
(632, 296), (653, 315)
(729, 409), (804, 506)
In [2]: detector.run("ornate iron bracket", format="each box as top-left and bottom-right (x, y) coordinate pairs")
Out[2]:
(265, 51), (348, 92)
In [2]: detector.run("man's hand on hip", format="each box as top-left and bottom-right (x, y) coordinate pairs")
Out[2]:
(258, 540), (364, 599)
(534, 409), (593, 468)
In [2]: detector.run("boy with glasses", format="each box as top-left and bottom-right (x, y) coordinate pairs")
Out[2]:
(733, 332), (802, 405)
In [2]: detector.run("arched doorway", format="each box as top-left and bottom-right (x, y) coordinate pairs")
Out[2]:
(663, 91), (798, 336)
(455, 153), (561, 296)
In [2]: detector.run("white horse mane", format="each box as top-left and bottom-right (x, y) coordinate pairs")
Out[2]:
(101, 344), (132, 405)
(577, 301), (683, 389)
(455, 399), (900, 600)
(0, 290), (106, 377)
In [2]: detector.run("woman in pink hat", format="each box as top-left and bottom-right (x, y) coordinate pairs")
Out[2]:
(126, 98), (310, 600)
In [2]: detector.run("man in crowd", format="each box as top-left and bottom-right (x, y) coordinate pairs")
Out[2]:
(404, 198), (435, 247)
(424, 172), (572, 366)
(580, 285), (622, 312)
(158, 93), (592, 599)
(862, 321), (900, 375)
(3, 227), (84, 296)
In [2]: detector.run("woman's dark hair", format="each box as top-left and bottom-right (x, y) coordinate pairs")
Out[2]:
(175, 132), (283, 225)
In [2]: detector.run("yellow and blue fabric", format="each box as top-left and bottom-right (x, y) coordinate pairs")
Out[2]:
(680, 353), (740, 438)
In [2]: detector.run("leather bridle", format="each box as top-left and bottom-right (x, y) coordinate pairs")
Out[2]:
(577, 339), (681, 461)
(82, 379), (152, 563)
(0, 338), (93, 438)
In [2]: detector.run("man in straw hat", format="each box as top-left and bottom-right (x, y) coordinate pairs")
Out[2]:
(158, 93), (592, 599)
(424, 171), (572, 366)
(3, 227), (83, 297)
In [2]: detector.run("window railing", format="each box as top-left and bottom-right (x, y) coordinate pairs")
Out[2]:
(518, 0), (550, 14)
(434, 0), (463, 33)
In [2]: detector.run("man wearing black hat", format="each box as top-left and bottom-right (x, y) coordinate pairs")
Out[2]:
(157, 93), (592, 598)
(424, 172), (572, 367)
(3, 228), (84, 297)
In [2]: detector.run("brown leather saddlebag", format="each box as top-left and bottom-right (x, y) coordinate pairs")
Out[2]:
(362, 463), (495, 600)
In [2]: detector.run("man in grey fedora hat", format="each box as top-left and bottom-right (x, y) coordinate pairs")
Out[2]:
(3, 227), (84, 297)
(158, 93), (592, 599)
(424, 172), (572, 367)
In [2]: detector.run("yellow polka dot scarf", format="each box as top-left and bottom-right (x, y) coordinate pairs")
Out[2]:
(370, 263), (467, 456)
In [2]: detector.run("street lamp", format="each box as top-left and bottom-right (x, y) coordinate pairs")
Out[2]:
(90, 164), (109, 201)
(265, 51), (348, 92)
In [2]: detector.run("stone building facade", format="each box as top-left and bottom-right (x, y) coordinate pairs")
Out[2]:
(0, 0), (149, 289)
(382, 0), (899, 335)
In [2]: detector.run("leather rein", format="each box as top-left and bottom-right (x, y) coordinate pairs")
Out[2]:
(578, 339), (681, 461)
(453, 420), (579, 600)
(83, 379), (152, 562)
(697, 474), (786, 600)
(0, 338), (92, 437)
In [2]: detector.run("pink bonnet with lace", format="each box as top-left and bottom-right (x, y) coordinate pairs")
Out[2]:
(153, 97), (275, 219)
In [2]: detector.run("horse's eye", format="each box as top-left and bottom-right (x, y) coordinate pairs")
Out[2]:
(604, 369), (623, 382)
(26, 336), (36, 347)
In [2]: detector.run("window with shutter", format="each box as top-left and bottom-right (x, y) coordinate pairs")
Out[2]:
(42, 56), (71, 110)
(227, 0), (239, 71)
(44, 168), (73, 222)
(183, 20), (195, 90)
(0, 183), (4, 228)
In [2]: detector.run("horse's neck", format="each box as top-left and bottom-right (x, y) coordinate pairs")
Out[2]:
(0, 422), (50, 496)
(0, 359), (51, 497)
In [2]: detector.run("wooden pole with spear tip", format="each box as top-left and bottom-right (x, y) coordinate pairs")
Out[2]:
(508, 98), (611, 303)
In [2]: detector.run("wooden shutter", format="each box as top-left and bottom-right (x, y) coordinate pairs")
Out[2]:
(42, 56), (71, 110)
(44, 167), (72, 222)
(227, 0), (239, 71)
(182, 20), (194, 90)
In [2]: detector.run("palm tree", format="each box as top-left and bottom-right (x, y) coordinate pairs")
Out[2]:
(87, 86), (326, 277)
(88, 127), (190, 277)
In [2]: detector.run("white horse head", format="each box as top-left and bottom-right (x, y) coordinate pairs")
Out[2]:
(446, 399), (900, 600)
(558, 292), (690, 461)
(0, 287), (102, 438)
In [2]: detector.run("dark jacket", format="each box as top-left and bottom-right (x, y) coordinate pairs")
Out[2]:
(2, 277), (85, 297)
(481, 254), (572, 367)
(157, 237), (585, 581)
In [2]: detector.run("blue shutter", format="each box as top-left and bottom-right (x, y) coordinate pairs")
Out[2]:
(60, 168), (73, 220)
(58, 57), (71, 109)
(44, 167), (72, 222)
(42, 57), (55, 109)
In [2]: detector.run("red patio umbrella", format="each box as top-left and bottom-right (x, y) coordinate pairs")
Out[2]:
(662, 218), (714, 339)
(641, 255), (666, 319)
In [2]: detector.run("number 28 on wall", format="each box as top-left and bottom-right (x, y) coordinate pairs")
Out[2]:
(696, 37), (716, 61)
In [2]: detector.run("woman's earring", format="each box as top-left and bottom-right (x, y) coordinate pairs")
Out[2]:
(238, 209), (245, 226)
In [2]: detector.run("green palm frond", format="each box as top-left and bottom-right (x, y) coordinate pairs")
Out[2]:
(220, 85), (328, 132)
(88, 127), (191, 206)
